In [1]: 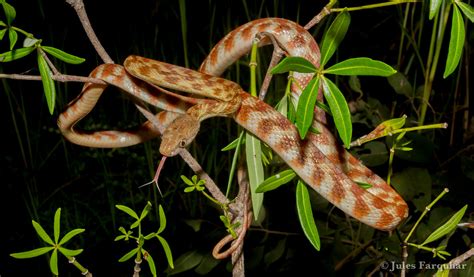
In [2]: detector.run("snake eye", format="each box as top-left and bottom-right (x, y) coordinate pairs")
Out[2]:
(179, 140), (186, 148)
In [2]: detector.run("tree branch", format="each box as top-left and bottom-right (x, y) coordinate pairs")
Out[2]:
(65, 0), (114, 64)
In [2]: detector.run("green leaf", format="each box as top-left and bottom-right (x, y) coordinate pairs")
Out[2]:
(221, 135), (245, 151)
(296, 181), (320, 251)
(324, 58), (396, 76)
(8, 28), (17, 50)
(23, 37), (40, 47)
(429, 0), (442, 20)
(245, 132), (265, 221)
(421, 205), (468, 246)
(457, 2), (474, 22)
(387, 71), (413, 97)
(41, 45), (85, 64)
(144, 232), (156, 240)
(0, 28), (6, 40)
(115, 205), (139, 219)
(37, 52), (56, 114)
(118, 248), (139, 262)
(443, 5), (465, 78)
(58, 247), (83, 257)
(296, 76), (320, 139)
(270, 56), (317, 74)
(263, 238), (287, 265)
(1, 2), (16, 25)
(49, 249), (59, 276)
(0, 46), (35, 62)
(139, 201), (152, 220)
(184, 187), (195, 193)
(0, 20), (5, 26)
(32, 220), (54, 245)
(320, 10), (351, 67)
(157, 205), (167, 234)
(166, 250), (202, 275)
(58, 228), (85, 245)
(356, 182), (373, 189)
(10, 246), (54, 259)
(157, 235), (174, 269)
(142, 249), (157, 277)
(256, 169), (297, 193)
(180, 175), (194, 187)
(321, 77), (352, 148)
(130, 220), (140, 229)
(53, 208), (61, 244)
(194, 253), (220, 275)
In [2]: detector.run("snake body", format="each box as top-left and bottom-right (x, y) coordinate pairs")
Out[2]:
(58, 18), (408, 231)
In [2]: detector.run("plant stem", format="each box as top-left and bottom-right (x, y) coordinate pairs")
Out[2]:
(68, 256), (91, 276)
(404, 188), (449, 243)
(419, 2), (451, 125)
(331, 0), (420, 13)
(391, 122), (448, 134)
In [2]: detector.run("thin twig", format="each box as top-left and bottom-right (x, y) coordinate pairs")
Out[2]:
(445, 248), (474, 268)
(254, 33), (286, 100)
(304, 2), (333, 30)
(65, 0), (114, 64)
(39, 48), (60, 75)
(0, 73), (106, 84)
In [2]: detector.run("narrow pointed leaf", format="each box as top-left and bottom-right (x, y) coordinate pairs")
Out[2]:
(221, 135), (245, 151)
(0, 28), (6, 40)
(429, 0), (442, 19)
(41, 46), (85, 64)
(320, 10), (351, 66)
(296, 181), (320, 251)
(49, 249), (59, 276)
(457, 2), (473, 22)
(271, 56), (317, 74)
(118, 247), (139, 262)
(2, 2), (16, 25)
(53, 208), (61, 244)
(157, 235), (174, 268)
(0, 46), (35, 62)
(10, 246), (54, 259)
(296, 77), (320, 139)
(58, 228), (85, 245)
(421, 205), (468, 246)
(58, 247), (83, 257)
(32, 220), (54, 245)
(142, 249), (157, 277)
(321, 77), (352, 148)
(37, 52), (56, 114)
(443, 5), (465, 78)
(139, 201), (152, 220)
(0, 20), (5, 26)
(157, 205), (167, 234)
(256, 169), (297, 193)
(115, 205), (139, 219)
(130, 220), (140, 229)
(8, 28), (17, 50)
(245, 132), (264, 221)
(166, 250), (202, 274)
(324, 58), (396, 76)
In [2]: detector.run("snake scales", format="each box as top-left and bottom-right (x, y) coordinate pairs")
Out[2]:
(58, 18), (408, 231)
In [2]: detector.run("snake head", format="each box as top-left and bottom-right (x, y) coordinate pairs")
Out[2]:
(160, 114), (200, 157)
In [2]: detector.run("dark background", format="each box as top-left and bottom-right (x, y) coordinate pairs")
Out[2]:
(1, 0), (473, 276)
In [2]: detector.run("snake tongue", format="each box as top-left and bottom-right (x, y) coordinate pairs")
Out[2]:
(139, 156), (167, 196)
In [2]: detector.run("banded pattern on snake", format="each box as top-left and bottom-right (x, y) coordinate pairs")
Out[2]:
(58, 18), (408, 231)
